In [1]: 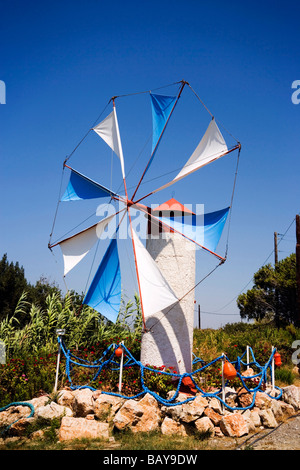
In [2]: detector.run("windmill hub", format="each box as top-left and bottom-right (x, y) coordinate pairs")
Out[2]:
(126, 199), (135, 208)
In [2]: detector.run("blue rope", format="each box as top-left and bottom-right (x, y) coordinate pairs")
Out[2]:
(58, 339), (282, 410)
(0, 402), (35, 436)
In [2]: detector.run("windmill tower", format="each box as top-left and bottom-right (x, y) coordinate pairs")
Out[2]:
(140, 198), (196, 375)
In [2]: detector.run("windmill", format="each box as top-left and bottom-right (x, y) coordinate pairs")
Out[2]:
(48, 80), (241, 373)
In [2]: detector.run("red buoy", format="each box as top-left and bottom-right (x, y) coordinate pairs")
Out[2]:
(223, 361), (237, 380)
(115, 346), (123, 358)
(274, 352), (282, 367)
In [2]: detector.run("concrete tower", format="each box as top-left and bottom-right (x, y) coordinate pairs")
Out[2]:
(140, 198), (196, 375)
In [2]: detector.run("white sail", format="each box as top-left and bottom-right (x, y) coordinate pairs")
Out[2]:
(59, 213), (116, 276)
(131, 229), (178, 318)
(152, 118), (228, 194)
(93, 108), (125, 179)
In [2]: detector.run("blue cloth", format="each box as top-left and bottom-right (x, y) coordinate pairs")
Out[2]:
(83, 238), (121, 323)
(143, 93), (177, 176)
(158, 207), (230, 254)
(61, 168), (118, 201)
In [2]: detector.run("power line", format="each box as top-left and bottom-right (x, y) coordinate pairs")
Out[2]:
(204, 215), (297, 314)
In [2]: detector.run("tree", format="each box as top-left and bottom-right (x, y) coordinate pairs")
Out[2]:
(0, 254), (63, 325)
(237, 253), (297, 325)
(0, 254), (29, 322)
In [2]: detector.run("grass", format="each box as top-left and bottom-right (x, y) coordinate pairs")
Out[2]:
(0, 429), (225, 451)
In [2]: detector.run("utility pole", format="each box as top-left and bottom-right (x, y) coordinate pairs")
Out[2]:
(274, 231), (279, 325)
(274, 232), (278, 266)
(198, 304), (201, 329)
(296, 215), (300, 326)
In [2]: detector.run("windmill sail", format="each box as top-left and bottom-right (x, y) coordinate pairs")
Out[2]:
(151, 118), (230, 195)
(83, 237), (121, 323)
(61, 167), (119, 201)
(131, 229), (178, 319)
(56, 213), (116, 276)
(157, 207), (230, 254)
(149, 93), (176, 167)
(93, 107), (125, 179)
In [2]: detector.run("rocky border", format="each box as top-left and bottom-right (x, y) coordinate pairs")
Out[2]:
(0, 384), (299, 444)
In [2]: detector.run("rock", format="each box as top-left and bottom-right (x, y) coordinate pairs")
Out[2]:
(59, 416), (109, 441)
(250, 409), (261, 427)
(242, 410), (256, 433)
(161, 417), (188, 436)
(279, 401), (296, 417)
(208, 397), (223, 414)
(271, 399), (283, 418)
(259, 409), (278, 428)
(0, 398), (48, 428)
(73, 388), (94, 417)
(57, 390), (75, 410)
(113, 393), (161, 433)
(220, 413), (249, 437)
(282, 385), (300, 410)
(241, 367), (255, 378)
(93, 394), (125, 421)
(8, 417), (35, 436)
(204, 407), (222, 426)
(237, 387), (255, 408)
(214, 426), (224, 437)
(27, 395), (50, 409)
(182, 395), (208, 422)
(194, 416), (215, 436)
(255, 391), (272, 409)
(164, 395), (208, 423)
(30, 429), (49, 440)
(35, 402), (73, 422)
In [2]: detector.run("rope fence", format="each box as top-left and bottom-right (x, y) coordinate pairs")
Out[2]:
(58, 337), (282, 411)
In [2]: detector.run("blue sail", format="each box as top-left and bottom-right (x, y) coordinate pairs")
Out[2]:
(83, 238), (121, 323)
(61, 168), (118, 201)
(158, 207), (230, 254)
(146, 93), (176, 173)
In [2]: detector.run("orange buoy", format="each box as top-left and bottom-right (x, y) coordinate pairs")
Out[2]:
(274, 352), (282, 367)
(115, 346), (123, 358)
(223, 361), (237, 380)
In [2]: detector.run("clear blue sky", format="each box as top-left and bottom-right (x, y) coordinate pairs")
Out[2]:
(1, 0), (299, 328)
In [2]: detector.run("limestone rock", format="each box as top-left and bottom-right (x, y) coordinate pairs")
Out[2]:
(204, 407), (222, 426)
(282, 385), (300, 410)
(259, 409), (278, 428)
(220, 413), (249, 437)
(59, 416), (109, 441)
(194, 416), (215, 436)
(161, 416), (188, 436)
(73, 388), (94, 417)
(237, 387), (255, 408)
(242, 410), (255, 433)
(163, 395), (208, 423)
(271, 399), (283, 418)
(254, 391), (272, 409)
(8, 417), (35, 436)
(0, 397), (48, 428)
(113, 393), (161, 433)
(208, 397), (223, 414)
(57, 389), (75, 410)
(35, 402), (73, 422)
(93, 394), (125, 421)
